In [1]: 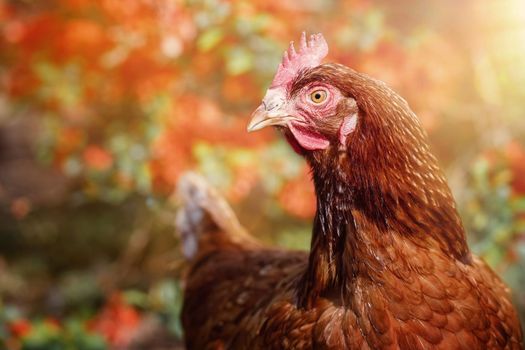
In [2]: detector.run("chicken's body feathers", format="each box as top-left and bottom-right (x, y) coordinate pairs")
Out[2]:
(178, 174), (522, 349)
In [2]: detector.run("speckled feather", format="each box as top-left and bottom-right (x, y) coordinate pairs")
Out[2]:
(178, 64), (523, 349)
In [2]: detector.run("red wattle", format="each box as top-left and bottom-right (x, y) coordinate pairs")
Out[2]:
(288, 123), (330, 151)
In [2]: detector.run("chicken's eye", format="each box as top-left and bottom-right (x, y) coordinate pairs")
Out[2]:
(309, 89), (328, 104)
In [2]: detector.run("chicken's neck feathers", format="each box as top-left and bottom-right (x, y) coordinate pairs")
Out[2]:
(298, 155), (470, 307)
(298, 119), (471, 309)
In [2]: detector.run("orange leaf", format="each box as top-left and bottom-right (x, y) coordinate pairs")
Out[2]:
(83, 145), (113, 171)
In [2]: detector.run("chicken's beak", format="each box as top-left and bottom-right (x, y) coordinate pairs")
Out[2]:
(247, 104), (292, 132)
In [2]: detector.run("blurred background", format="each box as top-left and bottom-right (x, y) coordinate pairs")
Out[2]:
(0, 0), (524, 348)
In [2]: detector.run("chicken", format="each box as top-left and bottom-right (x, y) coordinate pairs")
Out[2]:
(177, 33), (523, 349)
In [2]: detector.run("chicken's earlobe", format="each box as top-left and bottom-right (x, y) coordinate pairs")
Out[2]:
(338, 113), (358, 147)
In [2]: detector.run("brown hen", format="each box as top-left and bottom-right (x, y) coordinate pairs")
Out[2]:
(177, 33), (523, 349)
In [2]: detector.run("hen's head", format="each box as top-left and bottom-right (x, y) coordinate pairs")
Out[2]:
(248, 33), (359, 155)
(248, 32), (428, 163)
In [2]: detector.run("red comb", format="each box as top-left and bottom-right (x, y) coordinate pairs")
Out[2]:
(270, 32), (328, 88)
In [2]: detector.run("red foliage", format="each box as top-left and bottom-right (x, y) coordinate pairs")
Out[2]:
(10, 197), (32, 220)
(221, 74), (259, 105)
(505, 141), (525, 196)
(59, 19), (110, 59)
(227, 165), (259, 202)
(8, 319), (32, 338)
(88, 292), (142, 347)
(150, 94), (272, 192)
(482, 140), (525, 197)
(83, 145), (113, 171)
(278, 167), (316, 219)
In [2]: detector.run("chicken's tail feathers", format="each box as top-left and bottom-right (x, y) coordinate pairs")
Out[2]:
(175, 172), (258, 259)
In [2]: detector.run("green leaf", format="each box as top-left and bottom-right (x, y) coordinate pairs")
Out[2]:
(197, 28), (224, 52)
(511, 197), (525, 211)
(225, 47), (253, 75)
